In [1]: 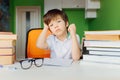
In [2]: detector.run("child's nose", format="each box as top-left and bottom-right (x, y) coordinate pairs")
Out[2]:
(54, 23), (58, 28)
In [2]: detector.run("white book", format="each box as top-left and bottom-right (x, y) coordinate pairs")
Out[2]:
(87, 47), (120, 52)
(88, 50), (120, 56)
(0, 40), (16, 47)
(43, 58), (73, 67)
(83, 54), (120, 64)
(84, 40), (120, 48)
(0, 34), (17, 40)
(85, 30), (120, 35)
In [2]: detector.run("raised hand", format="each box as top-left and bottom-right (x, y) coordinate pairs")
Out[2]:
(68, 24), (76, 36)
(44, 23), (49, 30)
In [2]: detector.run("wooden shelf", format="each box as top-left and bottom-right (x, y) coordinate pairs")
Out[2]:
(85, 0), (100, 9)
(44, 0), (100, 18)
(62, 0), (85, 8)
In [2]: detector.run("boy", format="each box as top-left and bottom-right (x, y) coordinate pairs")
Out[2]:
(36, 9), (82, 61)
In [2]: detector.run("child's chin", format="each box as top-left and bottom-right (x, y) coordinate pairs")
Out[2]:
(54, 32), (61, 35)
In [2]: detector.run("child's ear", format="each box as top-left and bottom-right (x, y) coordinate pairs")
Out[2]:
(66, 22), (69, 27)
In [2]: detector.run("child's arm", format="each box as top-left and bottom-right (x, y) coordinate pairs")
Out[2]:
(68, 24), (82, 61)
(36, 23), (49, 49)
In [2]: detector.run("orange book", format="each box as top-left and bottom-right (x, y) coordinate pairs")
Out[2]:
(85, 34), (120, 41)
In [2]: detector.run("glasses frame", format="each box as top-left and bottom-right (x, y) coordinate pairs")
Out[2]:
(19, 58), (44, 70)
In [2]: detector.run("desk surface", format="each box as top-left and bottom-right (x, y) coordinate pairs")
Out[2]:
(0, 60), (120, 80)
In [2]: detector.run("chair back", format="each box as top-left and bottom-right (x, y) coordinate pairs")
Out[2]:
(26, 28), (51, 58)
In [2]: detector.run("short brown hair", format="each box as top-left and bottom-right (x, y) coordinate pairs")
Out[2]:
(43, 9), (68, 26)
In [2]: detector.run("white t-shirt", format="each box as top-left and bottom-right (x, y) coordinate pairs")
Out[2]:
(46, 34), (80, 59)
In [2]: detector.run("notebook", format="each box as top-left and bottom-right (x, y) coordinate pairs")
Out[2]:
(43, 58), (73, 67)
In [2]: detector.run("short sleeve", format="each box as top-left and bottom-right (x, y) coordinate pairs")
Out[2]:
(76, 34), (81, 48)
(46, 35), (54, 49)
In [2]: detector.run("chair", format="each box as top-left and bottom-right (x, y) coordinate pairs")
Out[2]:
(25, 28), (51, 58)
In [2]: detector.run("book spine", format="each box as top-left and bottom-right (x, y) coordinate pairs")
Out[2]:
(85, 34), (120, 41)
(88, 50), (120, 56)
(0, 35), (17, 40)
(83, 54), (120, 64)
(84, 40), (120, 48)
(0, 54), (15, 65)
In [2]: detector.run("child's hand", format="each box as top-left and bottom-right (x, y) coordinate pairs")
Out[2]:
(68, 24), (76, 35)
(44, 23), (49, 30)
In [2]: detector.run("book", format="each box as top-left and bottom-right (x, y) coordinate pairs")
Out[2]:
(0, 32), (13, 35)
(86, 47), (120, 52)
(0, 32), (17, 40)
(0, 54), (15, 65)
(85, 34), (120, 41)
(83, 54), (120, 64)
(88, 50), (120, 56)
(0, 40), (16, 47)
(84, 30), (120, 35)
(0, 48), (15, 55)
(84, 40), (120, 48)
(0, 34), (17, 40)
(43, 58), (73, 67)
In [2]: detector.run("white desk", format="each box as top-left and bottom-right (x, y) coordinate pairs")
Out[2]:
(0, 60), (120, 80)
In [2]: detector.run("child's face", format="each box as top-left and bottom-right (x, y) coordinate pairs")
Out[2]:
(48, 16), (68, 36)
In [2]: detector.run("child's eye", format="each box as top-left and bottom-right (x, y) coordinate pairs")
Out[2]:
(57, 20), (61, 23)
(49, 24), (53, 27)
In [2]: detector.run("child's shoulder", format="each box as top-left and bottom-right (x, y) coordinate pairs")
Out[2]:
(48, 34), (55, 37)
(47, 34), (55, 39)
(76, 34), (80, 38)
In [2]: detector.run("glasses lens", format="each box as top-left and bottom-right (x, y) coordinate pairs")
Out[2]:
(34, 59), (43, 67)
(20, 60), (32, 69)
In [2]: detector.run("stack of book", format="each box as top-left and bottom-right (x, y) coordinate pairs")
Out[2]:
(82, 30), (120, 64)
(0, 32), (17, 65)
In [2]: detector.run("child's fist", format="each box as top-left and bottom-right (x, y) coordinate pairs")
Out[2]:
(68, 24), (76, 35)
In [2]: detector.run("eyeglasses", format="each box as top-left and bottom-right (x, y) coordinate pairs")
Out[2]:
(19, 58), (44, 69)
